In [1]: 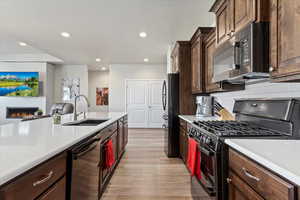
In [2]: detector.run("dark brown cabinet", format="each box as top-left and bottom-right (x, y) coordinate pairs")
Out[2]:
(210, 0), (268, 47)
(123, 116), (128, 147)
(37, 177), (66, 200)
(171, 42), (195, 115)
(204, 29), (223, 93)
(179, 119), (189, 165)
(228, 148), (295, 200)
(190, 27), (213, 94)
(270, 0), (300, 81)
(228, 171), (263, 200)
(99, 116), (128, 198)
(213, 0), (232, 47)
(0, 153), (67, 200)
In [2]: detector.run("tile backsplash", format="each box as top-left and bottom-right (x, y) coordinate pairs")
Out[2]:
(213, 80), (300, 113)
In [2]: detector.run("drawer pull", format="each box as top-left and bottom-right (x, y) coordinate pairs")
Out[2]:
(33, 171), (53, 187)
(242, 168), (260, 182)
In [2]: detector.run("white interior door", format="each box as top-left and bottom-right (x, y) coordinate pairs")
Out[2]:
(126, 80), (148, 128)
(126, 79), (165, 128)
(148, 80), (164, 128)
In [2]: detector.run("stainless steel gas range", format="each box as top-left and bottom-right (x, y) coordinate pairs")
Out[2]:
(189, 98), (300, 200)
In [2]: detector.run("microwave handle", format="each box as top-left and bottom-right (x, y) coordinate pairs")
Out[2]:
(233, 42), (240, 70)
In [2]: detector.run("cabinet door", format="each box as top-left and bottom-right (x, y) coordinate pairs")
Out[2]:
(37, 177), (66, 200)
(216, 0), (231, 46)
(179, 128), (185, 161)
(118, 121), (124, 158)
(123, 119), (128, 147)
(270, 0), (300, 80)
(205, 31), (221, 93)
(228, 171), (264, 200)
(230, 0), (256, 33)
(191, 37), (202, 93)
(111, 131), (118, 167)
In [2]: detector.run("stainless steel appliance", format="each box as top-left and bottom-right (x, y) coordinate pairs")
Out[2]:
(163, 73), (180, 157)
(189, 98), (300, 200)
(50, 103), (74, 115)
(69, 134), (101, 200)
(196, 96), (214, 117)
(213, 22), (269, 82)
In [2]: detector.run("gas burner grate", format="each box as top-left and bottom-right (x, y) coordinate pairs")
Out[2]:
(193, 120), (284, 137)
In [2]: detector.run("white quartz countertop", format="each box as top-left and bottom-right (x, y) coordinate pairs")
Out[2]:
(178, 115), (218, 124)
(0, 112), (126, 186)
(225, 139), (300, 185)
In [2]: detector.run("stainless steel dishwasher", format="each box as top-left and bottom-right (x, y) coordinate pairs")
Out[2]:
(69, 134), (101, 200)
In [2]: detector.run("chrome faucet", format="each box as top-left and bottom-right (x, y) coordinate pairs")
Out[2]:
(74, 95), (90, 121)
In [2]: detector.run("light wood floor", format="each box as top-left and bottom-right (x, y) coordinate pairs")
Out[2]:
(102, 128), (211, 200)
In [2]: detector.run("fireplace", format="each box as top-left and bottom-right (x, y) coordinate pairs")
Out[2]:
(6, 107), (39, 119)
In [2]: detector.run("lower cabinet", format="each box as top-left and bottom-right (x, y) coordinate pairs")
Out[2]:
(99, 116), (128, 198)
(228, 170), (263, 200)
(228, 148), (296, 200)
(0, 153), (67, 200)
(179, 119), (189, 166)
(37, 177), (66, 200)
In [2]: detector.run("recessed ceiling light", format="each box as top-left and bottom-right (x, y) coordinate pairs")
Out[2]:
(61, 32), (71, 38)
(139, 32), (147, 38)
(144, 58), (149, 62)
(19, 42), (27, 46)
(96, 58), (101, 62)
(101, 67), (106, 70)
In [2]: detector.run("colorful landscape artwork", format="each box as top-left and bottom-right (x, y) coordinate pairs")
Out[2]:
(0, 72), (39, 96)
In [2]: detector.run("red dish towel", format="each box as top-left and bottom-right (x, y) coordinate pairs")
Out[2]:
(105, 139), (115, 169)
(187, 138), (202, 179)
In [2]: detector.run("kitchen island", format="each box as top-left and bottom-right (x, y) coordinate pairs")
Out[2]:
(0, 112), (128, 200)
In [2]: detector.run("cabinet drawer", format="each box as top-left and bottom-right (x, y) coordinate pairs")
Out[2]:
(0, 153), (66, 200)
(229, 149), (295, 200)
(37, 177), (66, 200)
(179, 119), (187, 130)
(228, 170), (263, 200)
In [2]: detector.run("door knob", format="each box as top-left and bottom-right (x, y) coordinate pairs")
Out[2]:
(269, 66), (275, 72)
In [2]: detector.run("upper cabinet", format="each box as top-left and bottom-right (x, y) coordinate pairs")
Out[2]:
(204, 29), (223, 93)
(270, 0), (300, 81)
(214, 0), (232, 46)
(210, 0), (269, 47)
(190, 27), (213, 94)
(171, 42), (196, 115)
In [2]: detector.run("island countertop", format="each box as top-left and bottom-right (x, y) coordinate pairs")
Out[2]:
(0, 112), (126, 186)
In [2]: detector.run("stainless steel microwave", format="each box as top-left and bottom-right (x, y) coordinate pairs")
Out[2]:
(212, 22), (269, 82)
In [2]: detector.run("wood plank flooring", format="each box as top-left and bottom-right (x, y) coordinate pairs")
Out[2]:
(102, 128), (211, 200)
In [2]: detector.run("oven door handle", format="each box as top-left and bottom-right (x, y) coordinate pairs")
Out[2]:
(199, 147), (214, 156)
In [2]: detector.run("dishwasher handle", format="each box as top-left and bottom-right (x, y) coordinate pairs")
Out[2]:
(73, 138), (100, 160)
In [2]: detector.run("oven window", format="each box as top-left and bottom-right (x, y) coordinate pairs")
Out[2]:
(198, 145), (216, 194)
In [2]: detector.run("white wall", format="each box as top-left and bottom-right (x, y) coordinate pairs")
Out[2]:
(53, 65), (89, 103)
(88, 71), (109, 112)
(0, 62), (54, 121)
(109, 64), (167, 112)
(213, 80), (300, 113)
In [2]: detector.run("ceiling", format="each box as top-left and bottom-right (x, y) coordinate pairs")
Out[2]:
(0, 0), (215, 70)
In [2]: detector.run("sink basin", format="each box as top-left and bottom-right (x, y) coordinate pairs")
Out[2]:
(63, 119), (108, 126)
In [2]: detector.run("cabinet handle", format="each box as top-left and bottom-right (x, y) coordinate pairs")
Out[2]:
(33, 171), (53, 187)
(242, 167), (260, 182)
(226, 178), (232, 184)
(269, 66), (275, 72)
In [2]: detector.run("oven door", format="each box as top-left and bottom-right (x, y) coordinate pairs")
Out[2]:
(191, 144), (216, 199)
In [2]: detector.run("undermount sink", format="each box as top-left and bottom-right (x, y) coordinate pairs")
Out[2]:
(63, 119), (108, 126)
